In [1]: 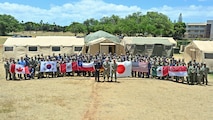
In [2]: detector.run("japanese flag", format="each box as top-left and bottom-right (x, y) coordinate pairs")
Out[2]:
(116, 61), (132, 77)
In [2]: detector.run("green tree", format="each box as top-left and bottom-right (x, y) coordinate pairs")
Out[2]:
(143, 12), (173, 36)
(173, 22), (186, 39)
(66, 22), (85, 36)
(0, 14), (21, 35)
(83, 18), (99, 34)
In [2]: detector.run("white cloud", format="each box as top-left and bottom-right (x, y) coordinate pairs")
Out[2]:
(0, 0), (212, 25)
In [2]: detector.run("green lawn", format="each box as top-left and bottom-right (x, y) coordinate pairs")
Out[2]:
(208, 74), (213, 79)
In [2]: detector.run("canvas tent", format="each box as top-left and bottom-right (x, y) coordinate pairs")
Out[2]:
(123, 37), (176, 57)
(184, 41), (213, 72)
(3, 36), (84, 59)
(84, 30), (125, 55)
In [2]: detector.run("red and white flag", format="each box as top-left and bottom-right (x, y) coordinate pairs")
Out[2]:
(77, 61), (95, 71)
(116, 61), (132, 77)
(168, 66), (188, 76)
(157, 66), (169, 77)
(72, 62), (78, 71)
(10, 64), (30, 74)
(40, 61), (57, 72)
(60, 63), (72, 73)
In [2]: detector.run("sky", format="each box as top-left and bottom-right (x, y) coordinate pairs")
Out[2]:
(0, 0), (212, 26)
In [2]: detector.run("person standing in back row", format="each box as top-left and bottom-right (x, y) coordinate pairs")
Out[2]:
(103, 58), (110, 82)
(201, 63), (209, 85)
(94, 59), (101, 82)
(111, 59), (118, 82)
(4, 59), (12, 80)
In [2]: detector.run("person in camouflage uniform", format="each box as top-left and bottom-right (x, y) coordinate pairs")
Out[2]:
(190, 64), (196, 85)
(111, 59), (118, 82)
(102, 58), (110, 81)
(201, 63), (209, 85)
(196, 65), (202, 85)
(151, 61), (157, 78)
(186, 62), (192, 85)
(4, 59), (12, 80)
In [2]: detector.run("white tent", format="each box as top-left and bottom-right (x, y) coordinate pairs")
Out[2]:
(2, 36), (84, 59)
(184, 41), (213, 72)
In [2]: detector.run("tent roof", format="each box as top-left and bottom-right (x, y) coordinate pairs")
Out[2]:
(191, 41), (213, 52)
(3, 36), (84, 46)
(123, 37), (176, 46)
(84, 30), (120, 44)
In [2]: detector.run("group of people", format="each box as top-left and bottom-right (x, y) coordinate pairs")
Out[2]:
(3, 52), (209, 85)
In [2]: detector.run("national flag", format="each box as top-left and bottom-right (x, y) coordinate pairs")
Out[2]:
(40, 61), (57, 72)
(168, 66), (188, 76)
(15, 64), (25, 74)
(60, 63), (72, 73)
(132, 62), (148, 72)
(116, 61), (132, 77)
(157, 66), (169, 77)
(77, 61), (94, 71)
(10, 64), (30, 74)
(10, 64), (16, 73)
(72, 62), (78, 71)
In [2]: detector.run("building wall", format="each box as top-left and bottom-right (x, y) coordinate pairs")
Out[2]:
(185, 23), (207, 38)
(184, 20), (213, 39)
(207, 20), (213, 40)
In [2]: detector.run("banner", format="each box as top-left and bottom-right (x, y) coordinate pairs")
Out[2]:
(157, 66), (188, 77)
(72, 62), (78, 71)
(60, 63), (72, 73)
(132, 62), (148, 72)
(77, 61), (95, 71)
(168, 66), (188, 76)
(10, 64), (30, 74)
(115, 61), (132, 77)
(157, 66), (169, 77)
(40, 61), (57, 72)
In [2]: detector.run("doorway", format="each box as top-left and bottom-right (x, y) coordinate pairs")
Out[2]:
(109, 45), (115, 54)
(152, 44), (163, 56)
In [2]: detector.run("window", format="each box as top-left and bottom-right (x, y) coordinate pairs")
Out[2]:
(200, 30), (205, 33)
(165, 46), (171, 50)
(4, 47), (13, 51)
(204, 53), (213, 59)
(74, 47), (82, 51)
(28, 46), (37, 51)
(52, 47), (60, 51)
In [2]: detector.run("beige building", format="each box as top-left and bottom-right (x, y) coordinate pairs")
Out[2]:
(184, 20), (213, 39)
(207, 20), (213, 40)
(185, 23), (207, 38)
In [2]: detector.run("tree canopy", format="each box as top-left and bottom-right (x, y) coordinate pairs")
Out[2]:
(0, 14), (21, 35)
(0, 12), (185, 39)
